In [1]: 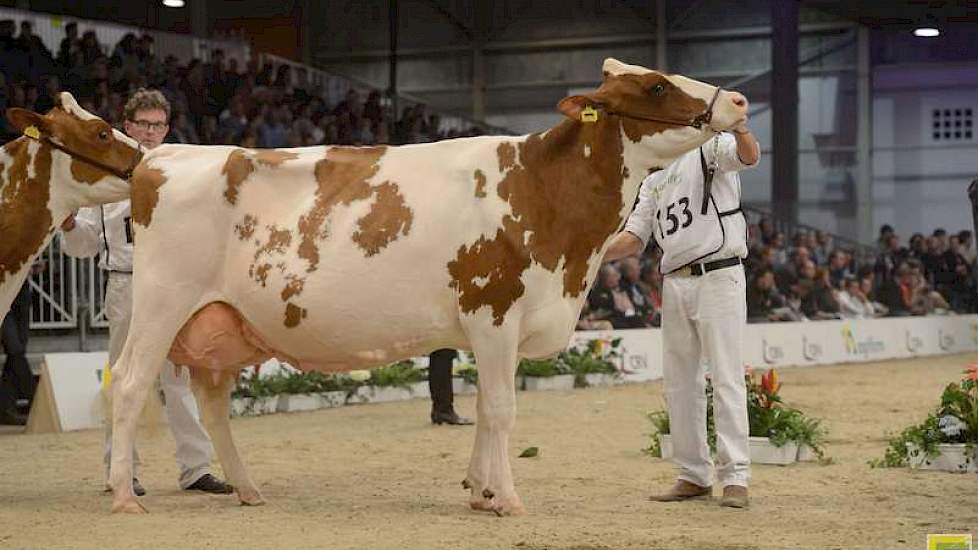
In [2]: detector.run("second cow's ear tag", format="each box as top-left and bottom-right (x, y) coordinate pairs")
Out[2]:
(580, 106), (599, 123)
(24, 125), (41, 139)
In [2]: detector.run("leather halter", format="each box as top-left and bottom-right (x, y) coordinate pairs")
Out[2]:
(596, 85), (723, 130)
(24, 132), (144, 181)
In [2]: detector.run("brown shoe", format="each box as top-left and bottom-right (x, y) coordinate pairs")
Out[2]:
(649, 480), (712, 502)
(719, 485), (749, 508)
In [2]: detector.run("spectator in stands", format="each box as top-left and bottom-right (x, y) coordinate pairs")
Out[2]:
(747, 269), (797, 322)
(827, 249), (853, 289)
(814, 230), (833, 265)
(57, 21), (79, 68)
(957, 230), (976, 265)
(774, 246), (810, 292)
(874, 233), (905, 287)
(878, 264), (913, 316)
(637, 263), (663, 318)
(802, 268), (841, 320)
(836, 277), (872, 319)
(619, 256), (655, 326)
(257, 104), (289, 148)
(588, 264), (646, 329)
(877, 224), (895, 252)
(907, 233), (926, 260)
(168, 110), (199, 143)
(758, 217), (776, 244)
(577, 301), (615, 331)
(909, 264), (950, 315)
(769, 231), (788, 266)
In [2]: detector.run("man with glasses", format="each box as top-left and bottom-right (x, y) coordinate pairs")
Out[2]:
(62, 88), (231, 497)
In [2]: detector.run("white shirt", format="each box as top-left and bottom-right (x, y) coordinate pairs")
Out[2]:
(624, 133), (757, 273)
(62, 200), (134, 272)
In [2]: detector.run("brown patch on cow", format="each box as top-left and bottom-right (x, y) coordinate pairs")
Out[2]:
(222, 149), (255, 205)
(249, 263), (272, 287)
(284, 302), (307, 328)
(70, 155), (108, 184)
(131, 160), (168, 227)
(254, 225), (292, 260)
(0, 139), (53, 287)
(473, 169), (487, 198)
(297, 146), (387, 271)
(497, 142), (516, 172)
(352, 181), (413, 257)
(234, 214), (258, 241)
(255, 150), (299, 167)
(597, 73), (708, 143)
(280, 275), (305, 302)
(449, 117), (629, 325)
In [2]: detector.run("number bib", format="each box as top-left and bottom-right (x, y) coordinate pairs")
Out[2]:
(651, 169), (726, 273)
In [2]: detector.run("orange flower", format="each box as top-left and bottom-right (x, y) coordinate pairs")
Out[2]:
(761, 369), (781, 395)
(965, 364), (978, 382)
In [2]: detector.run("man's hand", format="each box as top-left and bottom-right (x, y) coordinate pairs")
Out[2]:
(61, 211), (77, 231)
(603, 232), (643, 263)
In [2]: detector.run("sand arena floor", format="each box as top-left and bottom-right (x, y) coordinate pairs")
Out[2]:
(1, 353), (976, 550)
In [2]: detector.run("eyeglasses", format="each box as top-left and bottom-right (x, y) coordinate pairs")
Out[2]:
(129, 119), (168, 132)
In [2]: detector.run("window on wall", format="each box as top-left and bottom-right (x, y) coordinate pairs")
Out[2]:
(932, 107), (973, 141)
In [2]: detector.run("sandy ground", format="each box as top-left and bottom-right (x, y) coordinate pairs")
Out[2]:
(1, 353), (977, 550)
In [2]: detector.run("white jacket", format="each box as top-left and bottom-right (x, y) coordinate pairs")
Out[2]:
(62, 200), (134, 272)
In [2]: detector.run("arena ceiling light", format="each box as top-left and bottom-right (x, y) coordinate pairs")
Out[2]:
(913, 27), (940, 37)
(162, 0), (185, 7)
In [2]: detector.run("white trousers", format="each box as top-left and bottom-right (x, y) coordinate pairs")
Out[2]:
(103, 272), (214, 489)
(661, 265), (750, 488)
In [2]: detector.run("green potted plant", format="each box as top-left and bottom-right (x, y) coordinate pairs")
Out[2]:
(644, 368), (827, 465)
(518, 356), (574, 391)
(350, 360), (428, 404)
(452, 352), (479, 395)
(560, 337), (623, 388)
(230, 369), (280, 416)
(871, 365), (978, 472)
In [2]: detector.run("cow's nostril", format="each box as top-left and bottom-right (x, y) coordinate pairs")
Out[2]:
(731, 94), (747, 107)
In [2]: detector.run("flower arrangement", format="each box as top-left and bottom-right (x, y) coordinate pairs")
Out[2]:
(559, 337), (623, 387)
(870, 365), (978, 468)
(645, 367), (827, 460)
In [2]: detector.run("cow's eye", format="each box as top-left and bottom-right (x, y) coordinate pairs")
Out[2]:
(98, 130), (109, 141)
(653, 84), (666, 96)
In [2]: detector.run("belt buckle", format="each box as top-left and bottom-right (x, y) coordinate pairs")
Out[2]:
(677, 265), (692, 277)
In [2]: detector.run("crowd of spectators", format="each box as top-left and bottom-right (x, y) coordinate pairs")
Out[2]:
(584, 218), (978, 330)
(0, 19), (483, 147)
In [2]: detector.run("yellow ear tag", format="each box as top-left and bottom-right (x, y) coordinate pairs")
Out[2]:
(580, 106), (599, 123)
(24, 125), (40, 139)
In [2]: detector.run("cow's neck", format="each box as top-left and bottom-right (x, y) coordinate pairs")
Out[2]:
(0, 138), (59, 317)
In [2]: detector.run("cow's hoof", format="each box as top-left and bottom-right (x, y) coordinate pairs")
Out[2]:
(111, 496), (148, 514)
(237, 487), (265, 507)
(491, 495), (526, 517)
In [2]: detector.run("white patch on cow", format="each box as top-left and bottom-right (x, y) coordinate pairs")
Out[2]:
(25, 140), (38, 180)
(583, 144), (591, 158)
(472, 275), (490, 288)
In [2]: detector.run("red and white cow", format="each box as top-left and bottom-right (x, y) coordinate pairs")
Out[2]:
(0, 58), (747, 515)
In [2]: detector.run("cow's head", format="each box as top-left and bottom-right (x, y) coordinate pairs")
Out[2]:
(558, 58), (747, 162)
(0, 92), (139, 317)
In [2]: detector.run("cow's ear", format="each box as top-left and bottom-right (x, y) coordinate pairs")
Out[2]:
(6, 108), (47, 138)
(558, 95), (598, 121)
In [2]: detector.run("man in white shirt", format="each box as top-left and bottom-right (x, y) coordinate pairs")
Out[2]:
(62, 89), (230, 496)
(604, 114), (759, 508)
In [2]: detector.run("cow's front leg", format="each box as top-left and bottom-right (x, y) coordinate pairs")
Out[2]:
(465, 331), (525, 516)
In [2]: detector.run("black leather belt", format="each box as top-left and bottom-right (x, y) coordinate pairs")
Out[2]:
(675, 257), (742, 277)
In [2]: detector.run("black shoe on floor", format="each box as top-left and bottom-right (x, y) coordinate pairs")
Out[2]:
(0, 407), (27, 426)
(431, 410), (474, 425)
(185, 474), (233, 494)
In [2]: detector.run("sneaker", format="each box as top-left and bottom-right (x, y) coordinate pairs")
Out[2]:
(185, 474), (233, 494)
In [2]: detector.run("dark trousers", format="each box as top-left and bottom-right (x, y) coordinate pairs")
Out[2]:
(1, 282), (35, 412)
(428, 348), (458, 414)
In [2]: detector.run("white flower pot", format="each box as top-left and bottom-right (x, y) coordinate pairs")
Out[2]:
(408, 381), (430, 399)
(749, 436), (798, 465)
(515, 375), (525, 391)
(797, 444), (819, 462)
(907, 443), (978, 473)
(584, 373), (619, 387)
(351, 385), (414, 404)
(230, 397), (250, 417)
(230, 396), (278, 417)
(658, 434), (674, 459)
(452, 377), (478, 395)
(320, 391), (347, 409)
(277, 393), (321, 413)
(523, 374), (575, 391)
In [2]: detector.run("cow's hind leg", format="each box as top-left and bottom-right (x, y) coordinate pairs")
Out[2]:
(189, 368), (264, 506)
(464, 331), (525, 516)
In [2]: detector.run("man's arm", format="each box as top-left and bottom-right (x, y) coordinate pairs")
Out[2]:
(61, 207), (102, 258)
(603, 232), (644, 262)
(732, 126), (760, 166)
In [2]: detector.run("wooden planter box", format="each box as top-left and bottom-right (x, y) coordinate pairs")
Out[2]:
(452, 377), (478, 395)
(230, 396), (278, 417)
(523, 374), (575, 392)
(750, 436), (798, 465)
(907, 443), (978, 473)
